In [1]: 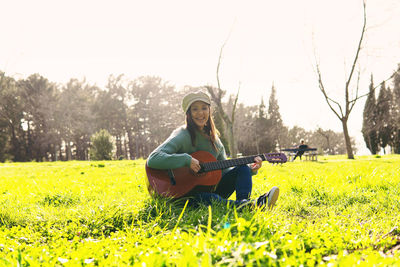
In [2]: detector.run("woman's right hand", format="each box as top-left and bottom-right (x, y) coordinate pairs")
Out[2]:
(190, 157), (201, 173)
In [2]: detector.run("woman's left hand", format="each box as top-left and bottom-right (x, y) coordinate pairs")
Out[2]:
(251, 156), (262, 171)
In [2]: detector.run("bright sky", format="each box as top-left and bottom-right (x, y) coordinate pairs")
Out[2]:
(2, 0), (400, 154)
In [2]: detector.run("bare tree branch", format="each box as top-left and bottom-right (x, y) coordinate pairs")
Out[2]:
(345, 0), (366, 94)
(216, 45), (225, 91)
(213, 22), (239, 157)
(231, 82), (240, 124)
(315, 61), (343, 119)
(349, 72), (396, 104)
(348, 69), (361, 114)
(216, 22), (235, 91)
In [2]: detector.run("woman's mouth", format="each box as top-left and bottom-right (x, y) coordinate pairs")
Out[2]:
(194, 118), (206, 123)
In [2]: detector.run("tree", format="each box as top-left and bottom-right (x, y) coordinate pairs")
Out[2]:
(18, 74), (59, 161)
(314, 128), (355, 155)
(391, 65), (400, 153)
(0, 72), (26, 161)
(256, 97), (276, 153)
(93, 75), (128, 159)
(234, 103), (258, 156)
(287, 126), (309, 147)
(316, 128), (334, 155)
(206, 86), (239, 157)
(205, 38), (240, 158)
(314, 0), (366, 159)
(0, 101), (8, 162)
(90, 129), (114, 160)
(212, 107), (230, 155)
(0, 73), (10, 161)
(129, 76), (181, 158)
(314, 0), (395, 159)
(376, 82), (392, 153)
(58, 79), (96, 160)
(361, 75), (379, 154)
(267, 84), (284, 151)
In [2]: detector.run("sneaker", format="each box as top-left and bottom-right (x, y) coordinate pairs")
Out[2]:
(256, 186), (280, 210)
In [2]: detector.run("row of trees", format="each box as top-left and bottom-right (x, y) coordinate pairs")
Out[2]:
(0, 71), (353, 162)
(229, 85), (353, 156)
(362, 65), (400, 154)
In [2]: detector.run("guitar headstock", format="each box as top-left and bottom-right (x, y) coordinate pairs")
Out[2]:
(263, 152), (287, 164)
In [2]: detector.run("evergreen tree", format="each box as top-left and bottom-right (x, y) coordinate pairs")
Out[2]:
(256, 98), (266, 154)
(391, 65), (400, 153)
(361, 75), (379, 154)
(267, 84), (284, 151)
(256, 98), (275, 153)
(376, 81), (392, 153)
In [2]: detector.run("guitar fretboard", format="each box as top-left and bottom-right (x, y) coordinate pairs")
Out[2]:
(200, 154), (266, 172)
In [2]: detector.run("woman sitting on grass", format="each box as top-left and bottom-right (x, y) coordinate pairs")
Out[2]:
(147, 91), (279, 210)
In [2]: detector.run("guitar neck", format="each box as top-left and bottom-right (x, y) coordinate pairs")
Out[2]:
(200, 154), (266, 172)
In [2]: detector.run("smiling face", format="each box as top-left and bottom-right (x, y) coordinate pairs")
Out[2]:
(189, 101), (210, 130)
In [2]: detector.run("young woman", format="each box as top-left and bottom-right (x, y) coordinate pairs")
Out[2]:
(147, 91), (279, 210)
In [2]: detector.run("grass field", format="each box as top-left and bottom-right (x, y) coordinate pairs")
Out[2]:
(1, 155), (400, 266)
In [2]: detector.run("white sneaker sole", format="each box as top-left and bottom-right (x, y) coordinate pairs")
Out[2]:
(268, 186), (280, 210)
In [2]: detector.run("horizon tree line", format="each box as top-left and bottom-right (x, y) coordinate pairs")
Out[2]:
(1, 71), (356, 162)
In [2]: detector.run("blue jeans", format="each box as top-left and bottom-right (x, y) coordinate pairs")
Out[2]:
(190, 165), (253, 207)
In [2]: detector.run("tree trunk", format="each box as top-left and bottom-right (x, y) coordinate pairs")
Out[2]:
(58, 144), (63, 161)
(26, 121), (32, 160)
(10, 124), (23, 161)
(66, 142), (72, 161)
(116, 135), (122, 158)
(127, 129), (135, 159)
(226, 124), (237, 158)
(123, 136), (128, 159)
(342, 119), (354, 159)
(255, 130), (260, 155)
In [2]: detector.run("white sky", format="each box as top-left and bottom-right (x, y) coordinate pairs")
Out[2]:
(2, 0), (400, 154)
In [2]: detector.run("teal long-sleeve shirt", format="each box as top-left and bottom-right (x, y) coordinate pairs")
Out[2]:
(147, 126), (230, 175)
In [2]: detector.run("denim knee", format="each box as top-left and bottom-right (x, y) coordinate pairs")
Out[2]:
(237, 165), (251, 176)
(235, 165), (253, 200)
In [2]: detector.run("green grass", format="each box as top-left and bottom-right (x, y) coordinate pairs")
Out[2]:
(1, 155), (400, 266)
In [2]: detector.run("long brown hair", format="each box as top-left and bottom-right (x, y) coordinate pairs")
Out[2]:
(186, 104), (219, 151)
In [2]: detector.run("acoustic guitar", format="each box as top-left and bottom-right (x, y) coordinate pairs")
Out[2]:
(145, 151), (287, 198)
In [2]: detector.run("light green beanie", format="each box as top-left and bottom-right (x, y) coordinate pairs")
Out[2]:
(182, 91), (211, 113)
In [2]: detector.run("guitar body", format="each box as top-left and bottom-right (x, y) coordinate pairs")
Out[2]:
(145, 151), (222, 198)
